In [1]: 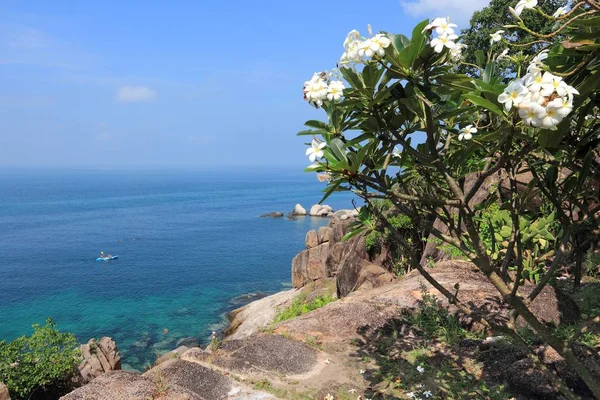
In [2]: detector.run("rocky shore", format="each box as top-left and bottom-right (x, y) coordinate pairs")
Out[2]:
(54, 212), (600, 400)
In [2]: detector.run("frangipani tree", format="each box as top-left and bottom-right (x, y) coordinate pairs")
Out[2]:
(300, 1), (600, 398)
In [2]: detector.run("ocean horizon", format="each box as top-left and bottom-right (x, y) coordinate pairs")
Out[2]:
(0, 167), (355, 370)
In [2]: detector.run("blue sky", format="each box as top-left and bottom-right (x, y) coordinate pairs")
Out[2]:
(0, 0), (489, 167)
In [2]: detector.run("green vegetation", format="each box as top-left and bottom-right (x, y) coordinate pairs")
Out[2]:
(0, 318), (80, 399)
(362, 291), (509, 399)
(274, 294), (337, 324)
(299, 0), (600, 395)
(409, 289), (484, 345)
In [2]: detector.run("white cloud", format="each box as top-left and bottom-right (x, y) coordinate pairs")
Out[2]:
(400, 0), (491, 26)
(116, 85), (157, 102)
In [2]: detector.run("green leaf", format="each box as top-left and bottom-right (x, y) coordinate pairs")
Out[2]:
(475, 50), (485, 68)
(319, 181), (342, 204)
(463, 93), (504, 116)
(329, 138), (348, 162)
(304, 120), (330, 131)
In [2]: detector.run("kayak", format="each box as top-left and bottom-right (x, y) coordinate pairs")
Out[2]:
(96, 256), (118, 261)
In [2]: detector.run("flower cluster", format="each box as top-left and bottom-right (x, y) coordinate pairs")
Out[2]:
(303, 71), (346, 108)
(339, 29), (391, 68)
(498, 51), (579, 129)
(424, 17), (460, 55)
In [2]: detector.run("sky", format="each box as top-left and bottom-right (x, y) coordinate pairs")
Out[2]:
(0, 0), (491, 168)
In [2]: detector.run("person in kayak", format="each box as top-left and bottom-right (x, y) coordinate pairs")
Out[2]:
(107, 254), (112, 258)
(99, 251), (105, 258)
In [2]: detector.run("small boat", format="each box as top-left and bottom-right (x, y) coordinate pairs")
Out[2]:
(96, 255), (118, 261)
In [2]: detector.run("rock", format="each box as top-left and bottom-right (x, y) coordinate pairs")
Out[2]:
(0, 383), (9, 400)
(309, 204), (322, 216)
(291, 243), (330, 288)
(305, 230), (319, 249)
(61, 370), (203, 400)
(78, 338), (121, 384)
(260, 212), (283, 218)
(340, 214), (350, 220)
(213, 334), (318, 376)
(321, 205), (333, 212)
(224, 289), (298, 339)
(317, 226), (332, 244)
(176, 337), (200, 348)
(292, 204), (307, 215)
(316, 208), (330, 217)
(155, 346), (189, 367)
(180, 347), (209, 363)
(336, 246), (394, 298)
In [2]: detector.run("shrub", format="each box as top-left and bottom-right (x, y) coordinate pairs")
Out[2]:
(0, 318), (80, 399)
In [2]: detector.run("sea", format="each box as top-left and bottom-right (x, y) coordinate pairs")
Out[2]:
(0, 167), (355, 370)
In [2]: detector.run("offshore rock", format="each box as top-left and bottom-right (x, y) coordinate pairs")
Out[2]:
(260, 212), (283, 218)
(292, 203), (307, 215)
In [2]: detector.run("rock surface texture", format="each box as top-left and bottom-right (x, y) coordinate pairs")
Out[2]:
(0, 383), (9, 400)
(78, 337), (122, 384)
(292, 216), (395, 294)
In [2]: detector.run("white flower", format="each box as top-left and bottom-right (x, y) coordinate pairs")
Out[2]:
(368, 33), (391, 57)
(324, 394), (334, 400)
(528, 50), (549, 73)
(306, 140), (326, 162)
(327, 80), (345, 101)
(498, 48), (510, 60)
(430, 32), (458, 53)
(416, 365), (425, 373)
(490, 30), (504, 44)
(518, 102), (546, 126)
(540, 104), (563, 129)
(407, 393), (416, 399)
(553, 6), (567, 18)
(343, 30), (360, 49)
(304, 73), (329, 107)
(549, 96), (573, 117)
(423, 391), (433, 398)
(348, 389), (357, 394)
(498, 80), (529, 110)
(525, 72), (544, 92)
(359, 369), (366, 374)
(540, 72), (565, 97)
(514, 0), (537, 16)
(324, 358), (331, 364)
(458, 125), (477, 141)
(449, 43), (466, 62)
(432, 17), (458, 35)
(358, 39), (375, 58)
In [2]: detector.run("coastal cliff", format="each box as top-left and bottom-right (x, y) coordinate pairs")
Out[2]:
(60, 215), (599, 400)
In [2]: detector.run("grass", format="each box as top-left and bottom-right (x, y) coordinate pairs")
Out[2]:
(253, 378), (313, 400)
(357, 289), (509, 399)
(273, 294), (337, 323)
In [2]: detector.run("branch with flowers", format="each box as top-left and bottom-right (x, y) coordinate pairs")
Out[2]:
(299, 1), (600, 397)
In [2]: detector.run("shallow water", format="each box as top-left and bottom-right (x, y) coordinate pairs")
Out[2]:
(0, 167), (354, 369)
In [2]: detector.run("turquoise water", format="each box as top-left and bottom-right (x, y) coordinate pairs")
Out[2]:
(0, 167), (354, 370)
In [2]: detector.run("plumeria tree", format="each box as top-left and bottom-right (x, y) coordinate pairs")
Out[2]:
(300, 1), (600, 397)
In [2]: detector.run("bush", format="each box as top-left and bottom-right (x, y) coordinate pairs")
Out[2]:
(0, 318), (81, 399)
(273, 294), (336, 323)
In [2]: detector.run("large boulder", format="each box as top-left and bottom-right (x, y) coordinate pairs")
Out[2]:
(224, 289), (298, 339)
(61, 370), (203, 400)
(292, 203), (307, 215)
(0, 383), (9, 400)
(336, 234), (394, 297)
(291, 243), (330, 288)
(305, 230), (319, 249)
(78, 337), (121, 384)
